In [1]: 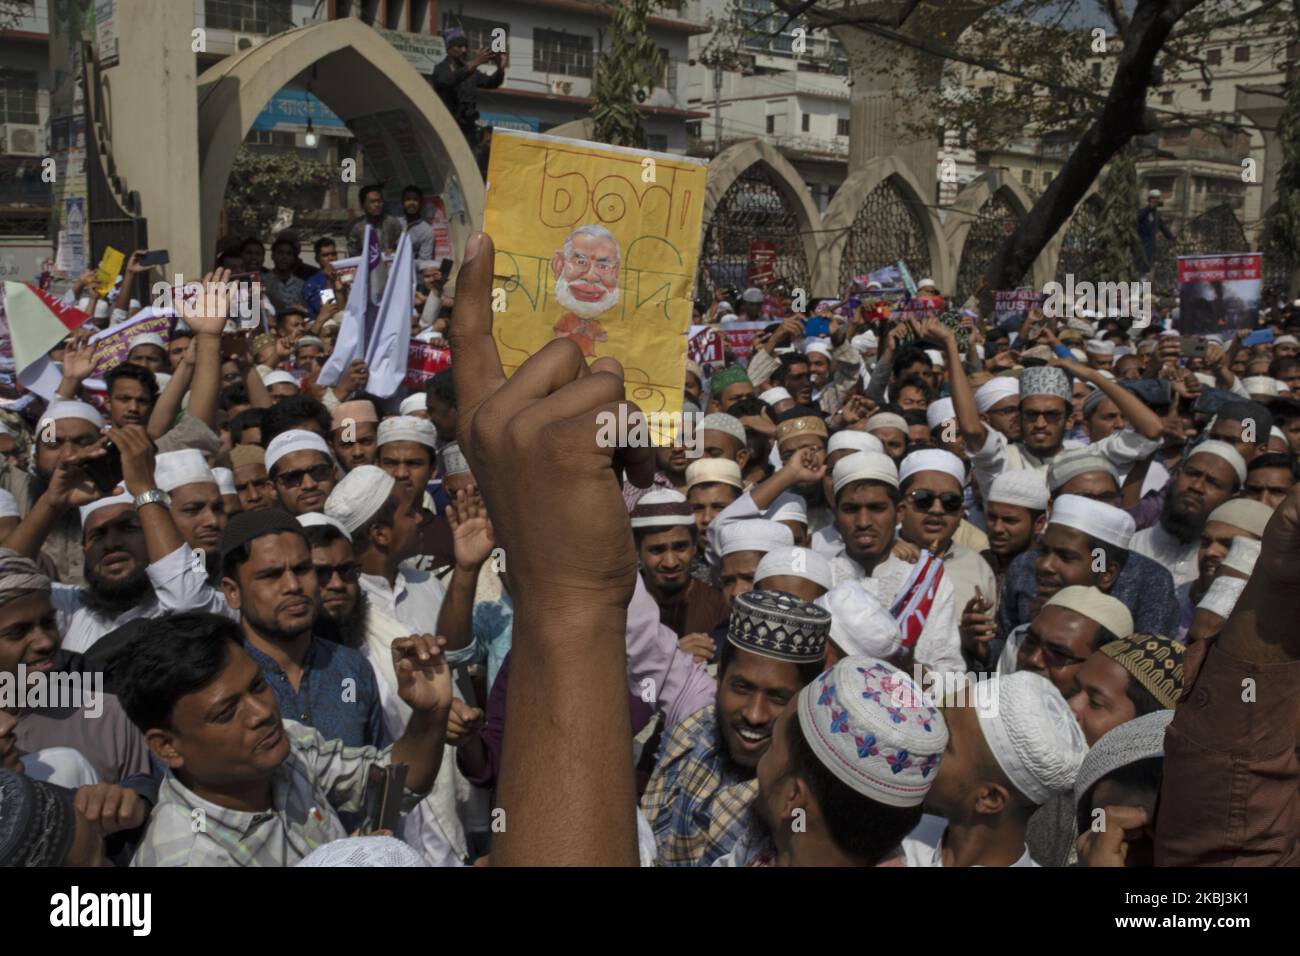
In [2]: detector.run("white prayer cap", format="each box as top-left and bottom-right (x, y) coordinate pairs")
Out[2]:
(399, 393), (427, 415)
(1242, 376), (1281, 397)
(1277, 334), (1299, 346)
(212, 467), (237, 497)
(925, 348), (945, 368)
(1207, 498), (1272, 537)
(439, 441), (470, 477)
(851, 331), (878, 352)
(918, 277), (938, 290)
(297, 511), (352, 542)
(296, 835), (427, 868)
(37, 400), (104, 433)
(1197, 575), (1247, 619)
(741, 287), (764, 304)
(832, 451), (899, 496)
(1047, 446), (1118, 493)
(265, 429), (332, 472)
(1069, 348), (1086, 363)
(262, 370), (298, 389)
(325, 465), (396, 533)
(1043, 585), (1134, 639)
(1194, 372), (1216, 388)
(1148, 189), (1162, 198)
(1048, 494), (1135, 550)
(1186, 440), (1247, 485)
(975, 672), (1088, 806)
(815, 582), (901, 659)
(0, 488), (19, 519)
(827, 430), (883, 456)
(79, 490), (134, 527)
(768, 491), (808, 525)
(759, 387), (793, 407)
(154, 449), (217, 492)
(717, 519), (793, 557)
(987, 469), (1050, 511)
(1114, 346), (1133, 358)
(975, 377), (1020, 413)
(377, 415), (438, 450)
(93, 300), (110, 320)
(865, 412), (908, 434)
(1085, 339), (1115, 356)
(685, 458), (744, 491)
(804, 340), (833, 358)
(1159, 328), (1181, 338)
(898, 448), (965, 487)
(755, 546), (832, 591)
(715, 301), (734, 313)
(925, 397), (955, 430)
(127, 333), (166, 352)
(701, 412), (746, 446)
(154, 372), (172, 392)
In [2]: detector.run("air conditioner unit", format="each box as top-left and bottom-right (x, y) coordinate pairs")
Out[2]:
(233, 33), (266, 52)
(0, 123), (43, 157)
(550, 79), (574, 96)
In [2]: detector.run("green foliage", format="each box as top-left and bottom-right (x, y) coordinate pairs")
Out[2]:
(223, 146), (333, 240)
(591, 0), (666, 148)
(1094, 143), (1145, 283)
(1262, 77), (1300, 291)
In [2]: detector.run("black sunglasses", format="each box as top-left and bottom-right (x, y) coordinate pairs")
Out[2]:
(274, 464), (334, 488)
(315, 562), (360, 584)
(907, 489), (963, 514)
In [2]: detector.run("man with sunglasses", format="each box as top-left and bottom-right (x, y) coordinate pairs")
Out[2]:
(998, 585), (1134, 698)
(265, 430), (337, 516)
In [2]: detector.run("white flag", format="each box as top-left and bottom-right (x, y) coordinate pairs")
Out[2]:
(364, 231), (413, 398)
(316, 224), (375, 388)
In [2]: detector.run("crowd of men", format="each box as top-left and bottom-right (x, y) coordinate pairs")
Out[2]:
(1, 217), (1300, 868)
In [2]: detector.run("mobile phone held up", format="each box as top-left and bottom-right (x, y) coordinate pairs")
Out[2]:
(137, 249), (169, 268)
(1180, 336), (1208, 359)
(82, 439), (124, 495)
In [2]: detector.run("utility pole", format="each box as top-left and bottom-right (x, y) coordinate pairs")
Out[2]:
(714, 59), (723, 156)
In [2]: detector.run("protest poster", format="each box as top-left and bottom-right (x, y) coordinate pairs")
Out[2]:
(483, 130), (710, 414)
(717, 320), (769, 364)
(402, 341), (452, 391)
(992, 287), (1046, 331)
(87, 309), (172, 377)
(747, 241), (777, 287)
(95, 246), (124, 297)
(1176, 253), (1262, 334)
(687, 324), (723, 367)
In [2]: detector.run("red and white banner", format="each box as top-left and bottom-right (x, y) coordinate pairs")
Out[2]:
(1177, 253), (1262, 284)
(889, 550), (945, 650)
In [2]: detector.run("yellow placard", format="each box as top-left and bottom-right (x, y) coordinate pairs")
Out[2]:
(483, 130), (709, 415)
(95, 246), (125, 297)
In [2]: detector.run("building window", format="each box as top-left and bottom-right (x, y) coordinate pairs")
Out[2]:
(656, 48), (678, 91)
(0, 69), (39, 125)
(801, 114), (810, 133)
(1206, 48), (1221, 66)
(647, 134), (668, 151)
(204, 0), (292, 34)
(766, 114), (775, 134)
(1021, 168), (1032, 186)
(1200, 87), (1211, 102)
(1160, 91), (1173, 105)
(248, 130), (297, 147)
(1235, 45), (1250, 62)
(837, 117), (850, 137)
(444, 14), (511, 55)
(534, 29), (594, 77)
(1043, 171), (1053, 186)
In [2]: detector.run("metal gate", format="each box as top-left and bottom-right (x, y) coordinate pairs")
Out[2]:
(1151, 203), (1248, 294)
(954, 191), (1023, 304)
(837, 177), (932, 294)
(696, 162), (811, 301)
(1055, 196), (1104, 287)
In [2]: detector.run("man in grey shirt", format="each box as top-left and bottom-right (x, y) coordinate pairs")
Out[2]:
(401, 185), (436, 262)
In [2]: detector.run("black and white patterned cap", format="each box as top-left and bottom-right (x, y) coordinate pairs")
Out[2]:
(727, 590), (831, 664)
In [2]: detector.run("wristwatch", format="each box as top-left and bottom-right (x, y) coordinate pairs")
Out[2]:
(132, 488), (171, 510)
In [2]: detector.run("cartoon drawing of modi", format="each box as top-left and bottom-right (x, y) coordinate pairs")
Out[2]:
(551, 224), (620, 357)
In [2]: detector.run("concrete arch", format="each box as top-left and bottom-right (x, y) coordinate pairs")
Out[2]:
(546, 118), (595, 140)
(945, 171), (1050, 303)
(703, 139), (824, 293)
(196, 19), (484, 268)
(816, 155), (950, 297)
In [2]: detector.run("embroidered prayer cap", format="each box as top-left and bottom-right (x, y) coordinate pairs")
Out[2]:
(1080, 386), (1112, 420)
(1043, 585), (1133, 639)
(399, 393), (427, 415)
(296, 835), (428, 867)
(827, 430), (883, 456)
(37, 400), (104, 434)
(79, 491), (134, 528)
(925, 397), (955, 430)
(774, 414), (828, 447)
(986, 469), (1049, 511)
(754, 546), (832, 591)
(975, 377), (1020, 413)
(630, 488), (695, 529)
(0, 770), (77, 866)
(1186, 440), (1247, 486)
(219, 507), (307, 561)
(727, 589), (830, 663)
(325, 465), (397, 534)
(1207, 498), (1273, 537)
(377, 415), (438, 451)
(1047, 447), (1118, 493)
(1073, 710), (1174, 810)
(1242, 376), (1279, 396)
(717, 519), (793, 557)
(759, 387), (792, 406)
(898, 449), (965, 488)
(797, 656), (947, 807)
(1098, 634), (1184, 710)
(685, 458), (743, 492)
(814, 582), (901, 659)
(0, 549), (51, 606)
(768, 491), (808, 525)
(262, 370), (298, 388)
(296, 335), (324, 351)
(330, 400), (378, 429)
(1047, 494), (1134, 550)
(265, 429), (332, 473)
(128, 332), (167, 352)
(154, 449), (218, 493)
(1019, 366), (1072, 403)
(832, 451), (899, 496)
(212, 467), (237, 497)
(298, 511), (351, 541)
(701, 412), (746, 446)
(710, 366), (751, 398)
(229, 444), (266, 469)
(975, 672), (1088, 806)
(438, 441), (471, 477)
(1220, 535), (1261, 576)
(865, 412), (908, 434)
